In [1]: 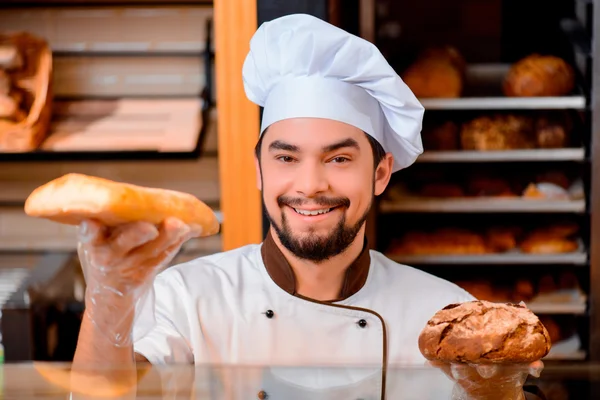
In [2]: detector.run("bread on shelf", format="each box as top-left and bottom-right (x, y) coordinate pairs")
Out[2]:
(0, 32), (53, 152)
(503, 54), (575, 97)
(388, 222), (581, 256)
(401, 46), (465, 98)
(460, 114), (536, 151)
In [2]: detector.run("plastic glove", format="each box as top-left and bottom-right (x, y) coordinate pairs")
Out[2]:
(77, 217), (203, 347)
(429, 360), (544, 400)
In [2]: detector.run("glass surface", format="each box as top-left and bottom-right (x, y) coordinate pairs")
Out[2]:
(0, 361), (598, 399)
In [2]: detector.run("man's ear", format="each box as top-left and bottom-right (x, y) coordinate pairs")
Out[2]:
(374, 153), (394, 196)
(255, 155), (262, 191)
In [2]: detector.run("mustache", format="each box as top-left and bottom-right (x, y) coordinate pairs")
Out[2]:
(278, 195), (350, 209)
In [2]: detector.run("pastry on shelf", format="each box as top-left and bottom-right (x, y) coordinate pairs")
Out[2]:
(454, 280), (513, 302)
(401, 46), (465, 98)
(460, 114), (536, 150)
(0, 43), (23, 71)
(503, 54), (575, 97)
(466, 175), (516, 197)
(0, 32), (52, 152)
(388, 228), (490, 255)
(418, 182), (465, 197)
(520, 224), (579, 254)
(514, 278), (535, 302)
(535, 112), (572, 148)
(421, 120), (459, 150)
(485, 226), (521, 252)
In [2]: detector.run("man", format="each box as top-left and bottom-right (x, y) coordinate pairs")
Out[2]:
(71, 13), (476, 398)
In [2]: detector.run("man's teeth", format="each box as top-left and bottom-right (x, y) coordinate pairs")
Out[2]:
(294, 208), (332, 216)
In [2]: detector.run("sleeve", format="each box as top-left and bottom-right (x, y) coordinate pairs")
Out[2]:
(132, 270), (194, 364)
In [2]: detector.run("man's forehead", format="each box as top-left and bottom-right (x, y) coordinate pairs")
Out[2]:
(263, 118), (366, 147)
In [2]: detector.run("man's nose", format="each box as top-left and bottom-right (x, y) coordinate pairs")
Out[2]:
(295, 161), (329, 197)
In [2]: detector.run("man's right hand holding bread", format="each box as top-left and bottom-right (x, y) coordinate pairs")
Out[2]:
(24, 173), (219, 397)
(77, 217), (202, 347)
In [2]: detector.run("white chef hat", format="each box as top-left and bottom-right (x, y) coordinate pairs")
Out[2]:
(242, 13), (424, 172)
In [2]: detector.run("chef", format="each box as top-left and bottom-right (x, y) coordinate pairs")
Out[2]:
(70, 13), (479, 399)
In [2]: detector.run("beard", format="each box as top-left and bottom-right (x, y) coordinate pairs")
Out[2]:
(264, 194), (372, 263)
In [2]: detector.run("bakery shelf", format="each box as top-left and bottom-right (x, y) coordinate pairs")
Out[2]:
(416, 148), (586, 163)
(379, 198), (587, 213)
(0, 98), (212, 161)
(527, 302), (587, 315)
(387, 251), (588, 266)
(417, 64), (587, 111)
(544, 350), (587, 361)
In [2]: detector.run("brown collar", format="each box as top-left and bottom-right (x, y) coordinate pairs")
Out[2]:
(260, 230), (371, 302)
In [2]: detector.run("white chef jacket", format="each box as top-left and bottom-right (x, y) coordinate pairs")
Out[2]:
(133, 234), (475, 399)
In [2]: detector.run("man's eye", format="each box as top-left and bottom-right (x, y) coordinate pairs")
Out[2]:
(277, 156), (294, 163)
(331, 157), (350, 163)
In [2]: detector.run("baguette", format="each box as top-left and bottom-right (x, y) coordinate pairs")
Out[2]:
(24, 173), (220, 236)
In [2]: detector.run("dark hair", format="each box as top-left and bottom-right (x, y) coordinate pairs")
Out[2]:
(254, 129), (387, 169)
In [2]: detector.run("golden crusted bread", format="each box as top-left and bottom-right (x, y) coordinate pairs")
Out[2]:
(402, 46), (465, 98)
(24, 173), (220, 236)
(503, 54), (575, 97)
(460, 114), (536, 151)
(418, 300), (551, 363)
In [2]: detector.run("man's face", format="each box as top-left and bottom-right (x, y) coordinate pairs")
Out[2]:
(256, 118), (393, 263)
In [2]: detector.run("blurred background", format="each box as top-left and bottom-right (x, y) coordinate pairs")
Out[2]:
(0, 0), (597, 395)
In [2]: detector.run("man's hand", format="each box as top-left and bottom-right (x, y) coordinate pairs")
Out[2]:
(429, 360), (544, 400)
(76, 217), (202, 346)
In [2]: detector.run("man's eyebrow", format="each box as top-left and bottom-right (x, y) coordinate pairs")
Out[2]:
(322, 138), (360, 153)
(268, 140), (299, 152)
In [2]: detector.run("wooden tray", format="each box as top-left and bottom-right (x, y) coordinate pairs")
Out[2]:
(0, 32), (53, 152)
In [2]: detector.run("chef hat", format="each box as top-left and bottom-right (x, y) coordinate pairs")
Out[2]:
(242, 13), (424, 172)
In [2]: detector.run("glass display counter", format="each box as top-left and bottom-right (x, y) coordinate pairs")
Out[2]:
(1, 361), (598, 399)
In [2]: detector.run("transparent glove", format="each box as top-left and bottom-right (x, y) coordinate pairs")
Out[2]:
(429, 360), (544, 400)
(76, 217), (202, 347)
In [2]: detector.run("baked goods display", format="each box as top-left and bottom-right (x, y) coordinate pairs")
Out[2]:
(401, 46), (466, 98)
(401, 46), (576, 100)
(385, 168), (582, 201)
(0, 32), (52, 152)
(421, 111), (574, 152)
(418, 300), (551, 363)
(387, 222), (580, 256)
(24, 173), (220, 236)
(453, 271), (583, 304)
(460, 112), (573, 151)
(503, 54), (575, 97)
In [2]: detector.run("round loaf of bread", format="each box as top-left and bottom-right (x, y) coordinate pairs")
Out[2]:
(503, 54), (575, 97)
(418, 300), (551, 363)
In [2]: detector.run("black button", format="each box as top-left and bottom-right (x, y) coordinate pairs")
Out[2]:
(257, 390), (268, 399)
(265, 310), (274, 319)
(358, 319), (367, 328)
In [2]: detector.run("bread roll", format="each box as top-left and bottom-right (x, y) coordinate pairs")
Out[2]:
(418, 300), (551, 363)
(0, 70), (10, 95)
(24, 173), (220, 236)
(460, 114), (536, 151)
(0, 45), (22, 70)
(503, 54), (575, 97)
(0, 94), (17, 119)
(402, 46), (465, 98)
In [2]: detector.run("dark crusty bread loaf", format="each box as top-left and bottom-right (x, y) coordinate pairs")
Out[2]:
(418, 300), (551, 363)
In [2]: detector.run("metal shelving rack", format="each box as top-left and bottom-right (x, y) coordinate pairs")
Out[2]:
(359, 0), (599, 364)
